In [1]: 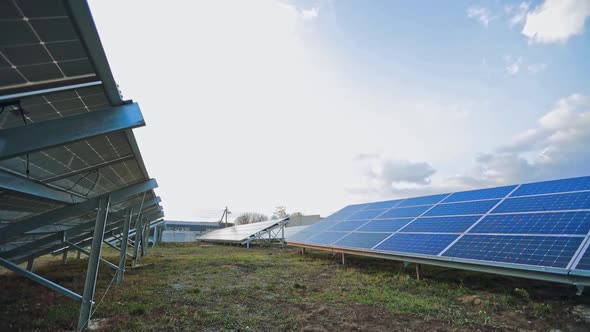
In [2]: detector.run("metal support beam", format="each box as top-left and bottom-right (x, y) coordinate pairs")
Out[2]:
(65, 241), (119, 271)
(0, 169), (77, 204)
(0, 76), (99, 100)
(42, 154), (135, 183)
(0, 103), (145, 161)
(62, 251), (68, 265)
(116, 209), (132, 284)
(0, 256), (83, 302)
(1, 179), (158, 245)
(416, 264), (423, 280)
(132, 217), (141, 267)
(64, 0), (122, 106)
(341, 252), (346, 265)
(26, 257), (34, 271)
(77, 196), (109, 330)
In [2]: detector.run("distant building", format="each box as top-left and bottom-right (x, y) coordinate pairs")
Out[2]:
(160, 220), (224, 242)
(286, 214), (321, 227)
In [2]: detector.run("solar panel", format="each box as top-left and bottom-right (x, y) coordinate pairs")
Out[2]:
(379, 205), (432, 218)
(307, 231), (348, 245)
(442, 235), (583, 268)
(197, 219), (287, 243)
(470, 212), (590, 235)
(1, 2), (163, 329)
(396, 193), (448, 207)
(443, 185), (516, 203)
(402, 216), (480, 233)
(493, 192), (590, 213)
(573, 247), (590, 271)
(512, 176), (590, 197)
(357, 218), (413, 232)
(424, 199), (500, 216)
(288, 175), (590, 287)
(365, 199), (404, 210)
(346, 208), (387, 220)
(327, 220), (368, 231)
(375, 233), (459, 255)
(335, 232), (391, 249)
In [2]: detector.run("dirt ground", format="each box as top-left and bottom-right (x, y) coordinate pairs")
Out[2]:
(1, 243), (590, 331)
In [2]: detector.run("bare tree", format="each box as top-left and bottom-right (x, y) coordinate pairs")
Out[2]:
(271, 206), (288, 220)
(290, 211), (304, 217)
(234, 212), (269, 225)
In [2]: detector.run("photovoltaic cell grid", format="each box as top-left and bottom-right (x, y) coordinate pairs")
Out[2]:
(289, 175), (590, 275)
(0, 0), (96, 91)
(0, 85), (109, 130)
(0, 0), (163, 272)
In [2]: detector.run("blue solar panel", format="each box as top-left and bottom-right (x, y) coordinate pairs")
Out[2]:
(401, 216), (480, 233)
(512, 176), (590, 197)
(288, 231), (316, 242)
(574, 247), (590, 271)
(334, 232), (392, 249)
(327, 204), (369, 220)
(291, 175), (590, 284)
(347, 209), (387, 220)
(442, 235), (583, 268)
(470, 212), (590, 235)
(375, 233), (458, 255)
(365, 199), (404, 210)
(395, 194), (448, 207)
(444, 185), (516, 203)
(306, 232), (348, 245)
(493, 192), (590, 213)
(379, 205), (431, 218)
(303, 221), (340, 232)
(357, 218), (414, 232)
(327, 220), (368, 232)
(425, 199), (500, 216)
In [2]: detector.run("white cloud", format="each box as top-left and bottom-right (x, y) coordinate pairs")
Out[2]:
(506, 2), (530, 27)
(351, 94), (590, 200)
(503, 55), (522, 75)
(522, 0), (590, 43)
(467, 6), (494, 27)
(527, 62), (548, 73)
(481, 94), (590, 183)
(300, 7), (319, 20)
(352, 155), (437, 198)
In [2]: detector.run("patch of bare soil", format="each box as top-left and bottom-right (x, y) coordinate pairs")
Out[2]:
(287, 302), (483, 332)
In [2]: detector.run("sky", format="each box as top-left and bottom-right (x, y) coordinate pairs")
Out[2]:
(88, 0), (590, 221)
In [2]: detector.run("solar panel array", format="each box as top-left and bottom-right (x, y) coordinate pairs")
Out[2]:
(289, 176), (590, 280)
(199, 218), (288, 243)
(0, 0), (163, 265)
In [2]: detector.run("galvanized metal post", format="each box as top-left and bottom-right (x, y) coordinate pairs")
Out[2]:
(26, 257), (34, 271)
(62, 251), (68, 265)
(152, 224), (158, 247)
(416, 264), (423, 280)
(116, 209), (132, 285)
(142, 219), (148, 256)
(77, 250), (81, 259)
(132, 217), (141, 267)
(77, 196), (110, 331)
(0, 257), (83, 302)
(341, 252), (346, 265)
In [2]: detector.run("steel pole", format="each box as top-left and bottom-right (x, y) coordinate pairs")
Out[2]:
(116, 209), (132, 284)
(77, 196), (110, 330)
(132, 216), (141, 267)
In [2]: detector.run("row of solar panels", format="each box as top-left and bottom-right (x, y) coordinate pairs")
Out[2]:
(0, 0), (164, 265)
(289, 176), (590, 283)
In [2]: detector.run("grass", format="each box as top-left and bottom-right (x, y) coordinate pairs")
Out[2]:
(1, 243), (589, 331)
